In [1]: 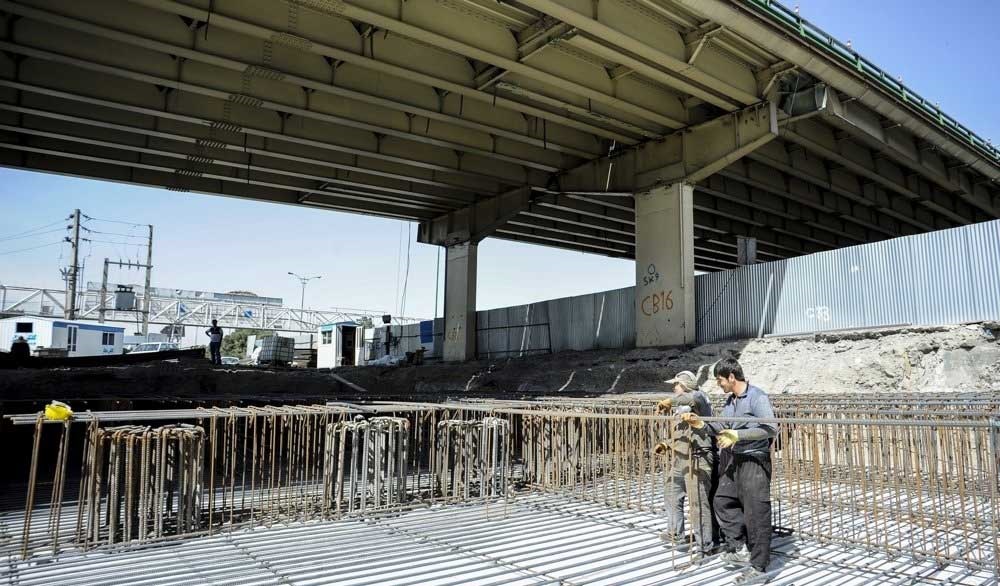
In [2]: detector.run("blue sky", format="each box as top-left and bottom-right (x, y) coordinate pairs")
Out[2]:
(0, 174), (634, 318)
(1, 0), (996, 319)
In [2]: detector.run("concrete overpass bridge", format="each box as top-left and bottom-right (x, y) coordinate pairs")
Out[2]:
(1, 0), (998, 359)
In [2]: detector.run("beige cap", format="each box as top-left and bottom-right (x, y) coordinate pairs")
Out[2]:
(665, 371), (698, 391)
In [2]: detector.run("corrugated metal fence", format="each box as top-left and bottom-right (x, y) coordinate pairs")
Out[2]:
(371, 220), (1000, 359)
(696, 220), (1000, 342)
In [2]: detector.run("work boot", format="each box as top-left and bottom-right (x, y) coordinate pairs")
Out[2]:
(661, 532), (696, 551)
(734, 566), (771, 584)
(719, 544), (750, 567)
(658, 531), (683, 543)
(689, 545), (720, 563)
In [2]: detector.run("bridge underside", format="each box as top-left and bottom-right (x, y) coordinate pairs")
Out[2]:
(2, 0), (998, 269)
(2, 0), (998, 354)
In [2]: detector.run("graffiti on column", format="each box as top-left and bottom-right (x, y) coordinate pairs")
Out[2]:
(446, 320), (463, 342)
(639, 263), (673, 318)
(641, 290), (674, 316)
(641, 263), (660, 287)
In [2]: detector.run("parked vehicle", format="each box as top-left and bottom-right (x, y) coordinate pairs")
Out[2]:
(221, 356), (240, 365)
(129, 342), (180, 354)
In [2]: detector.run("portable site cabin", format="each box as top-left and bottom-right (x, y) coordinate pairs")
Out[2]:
(316, 321), (365, 368)
(0, 317), (125, 357)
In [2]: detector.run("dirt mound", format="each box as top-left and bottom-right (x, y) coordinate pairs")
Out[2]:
(2, 323), (997, 412)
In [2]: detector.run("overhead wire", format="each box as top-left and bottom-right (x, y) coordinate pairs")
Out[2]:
(81, 227), (147, 240)
(0, 241), (64, 256)
(394, 223), (404, 317)
(81, 214), (146, 228)
(400, 223), (412, 317)
(81, 238), (148, 247)
(0, 227), (68, 243)
(0, 218), (67, 241)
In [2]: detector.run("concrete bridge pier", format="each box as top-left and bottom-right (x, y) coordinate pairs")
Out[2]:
(442, 242), (478, 363)
(422, 102), (781, 358)
(634, 182), (696, 348)
(418, 187), (532, 361)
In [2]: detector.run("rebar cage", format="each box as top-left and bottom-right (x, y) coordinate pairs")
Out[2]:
(7, 395), (1000, 576)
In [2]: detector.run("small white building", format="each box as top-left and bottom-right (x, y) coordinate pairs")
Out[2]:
(317, 321), (366, 368)
(1, 317), (125, 357)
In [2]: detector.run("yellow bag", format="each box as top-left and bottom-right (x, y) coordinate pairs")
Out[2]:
(44, 401), (73, 421)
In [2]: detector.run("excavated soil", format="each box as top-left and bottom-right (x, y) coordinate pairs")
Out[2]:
(3, 322), (998, 414)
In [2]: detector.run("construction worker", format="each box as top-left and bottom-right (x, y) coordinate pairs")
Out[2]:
(10, 335), (31, 365)
(652, 370), (718, 561)
(205, 320), (224, 365)
(682, 357), (777, 585)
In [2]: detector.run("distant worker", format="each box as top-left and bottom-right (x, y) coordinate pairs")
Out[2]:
(652, 370), (718, 561)
(682, 357), (777, 585)
(10, 335), (31, 365)
(205, 320), (224, 365)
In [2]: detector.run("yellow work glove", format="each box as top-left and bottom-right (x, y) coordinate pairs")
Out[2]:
(44, 401), (73, 422)
(653, 441), (670, 456)
(717, 429), (739, 449)
(655, 398), (673, 414)
(680, 412), (705, 429)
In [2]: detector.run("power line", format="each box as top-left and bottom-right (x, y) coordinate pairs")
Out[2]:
(400, 223), (413, 317)
(81, 227), (147, 239)
(0, 241), (64, 256)
(0, 227), (67, 243)
(0, 219), (67, 241)
(82, 238), (149, 247)
(82, 214), (146, 227)
(394, 223), (404, 316)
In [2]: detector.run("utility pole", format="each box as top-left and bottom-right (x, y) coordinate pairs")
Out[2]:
(99, 258), (109, 323)
(142, 224), (153, 336)
(65, 209), (81, 319)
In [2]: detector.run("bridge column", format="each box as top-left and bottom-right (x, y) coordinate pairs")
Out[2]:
(442, 242), (478, 362)
(634, 182), (696, 348)
(419, 187), (532, 362)
(551, 102), (777, 348)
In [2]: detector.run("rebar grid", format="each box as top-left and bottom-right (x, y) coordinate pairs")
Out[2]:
(6, 396), (999, 579)
(8, 493), (994, 586)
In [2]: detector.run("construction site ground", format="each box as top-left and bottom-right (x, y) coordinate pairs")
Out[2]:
(2, 322), (999, 585)
(3, 488), (993, 586)
(2, 322), (998, 411)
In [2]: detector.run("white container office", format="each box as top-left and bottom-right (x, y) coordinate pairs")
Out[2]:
(316, 321), (365, 368)
(0, 316), (125, 357)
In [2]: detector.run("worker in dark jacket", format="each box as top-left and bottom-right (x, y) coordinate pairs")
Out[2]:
(682, 357), (777, 585)
(10, 336), (31, 365)
(205, 320), (224, 365)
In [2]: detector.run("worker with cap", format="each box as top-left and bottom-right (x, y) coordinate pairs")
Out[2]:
(652, 370), (719, 561)
(681, 357), (777, 585)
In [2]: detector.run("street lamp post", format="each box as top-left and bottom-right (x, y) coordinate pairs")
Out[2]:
(287, 272), (322, 310)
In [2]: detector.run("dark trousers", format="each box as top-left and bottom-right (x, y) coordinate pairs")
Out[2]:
(714, 452), (772, 572)
(209, 341), (222, 365)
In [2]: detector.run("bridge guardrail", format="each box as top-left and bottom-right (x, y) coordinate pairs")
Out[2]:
(743, 0), (1000, 166)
